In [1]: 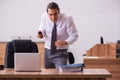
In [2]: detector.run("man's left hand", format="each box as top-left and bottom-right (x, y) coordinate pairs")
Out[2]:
(55, 40), (67, 47)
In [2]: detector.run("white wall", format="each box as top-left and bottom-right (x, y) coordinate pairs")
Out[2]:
(0, 0), (120, 54)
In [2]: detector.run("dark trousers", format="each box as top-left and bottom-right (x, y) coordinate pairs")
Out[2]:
(44, 48), (68, 68)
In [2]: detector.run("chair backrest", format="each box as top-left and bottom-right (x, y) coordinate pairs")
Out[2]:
(4, 39), (38, 68)
(116, 40), (120, 58)
(68, 52), (75, 64)
(116, 40), (120, 53)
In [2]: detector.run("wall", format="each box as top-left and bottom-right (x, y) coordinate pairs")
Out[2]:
(0, 0), (120, 55)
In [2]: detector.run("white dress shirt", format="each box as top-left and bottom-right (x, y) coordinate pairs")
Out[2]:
(38, 12), (78, 50)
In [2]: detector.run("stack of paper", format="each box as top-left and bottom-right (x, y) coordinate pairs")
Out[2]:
(59, 63), (84, 72)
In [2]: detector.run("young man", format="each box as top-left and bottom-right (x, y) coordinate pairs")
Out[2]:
(37, 2), (78, 68)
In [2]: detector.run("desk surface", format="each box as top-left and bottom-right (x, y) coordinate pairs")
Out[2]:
(0, 68), (111, 78)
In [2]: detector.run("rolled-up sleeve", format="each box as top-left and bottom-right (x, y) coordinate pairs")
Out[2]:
(65, 16), (79, 45)
(38, 14), (46, 36)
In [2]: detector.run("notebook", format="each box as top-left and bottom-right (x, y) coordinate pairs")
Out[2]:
(14, 53), (41, 72)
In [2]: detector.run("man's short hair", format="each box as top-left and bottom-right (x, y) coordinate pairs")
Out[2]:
(47, 2), (60, 13)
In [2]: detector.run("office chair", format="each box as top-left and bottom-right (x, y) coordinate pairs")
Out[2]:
(116, 40), (120, 58)
(68, 52), (84, 70)
(68, 52), (75, 64)
(4, 39), (38, 68)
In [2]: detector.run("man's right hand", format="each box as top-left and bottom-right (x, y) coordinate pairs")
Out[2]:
(37, 31), (43, 38)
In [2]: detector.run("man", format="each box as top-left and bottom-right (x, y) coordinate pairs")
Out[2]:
(37, 2), (78, 68)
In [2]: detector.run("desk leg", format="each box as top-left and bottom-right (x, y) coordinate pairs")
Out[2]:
(0, 78), (106, 80)
(43, 78), (106, 80)
(0, 78), (43, 80)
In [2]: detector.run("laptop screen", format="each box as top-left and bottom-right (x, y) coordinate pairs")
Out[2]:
(14, 53), (40, 72)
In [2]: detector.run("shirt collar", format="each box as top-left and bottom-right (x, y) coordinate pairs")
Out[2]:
(47, 13), (61, 25)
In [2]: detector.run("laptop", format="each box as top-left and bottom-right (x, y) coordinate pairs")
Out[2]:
(14, 53), (41, 72)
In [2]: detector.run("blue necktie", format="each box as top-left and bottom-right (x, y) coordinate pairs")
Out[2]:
(50, 23), (57, 54)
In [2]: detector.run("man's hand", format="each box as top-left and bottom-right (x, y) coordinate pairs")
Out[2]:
(37, 31), (43, 38)
(55, 40), (67, 47)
